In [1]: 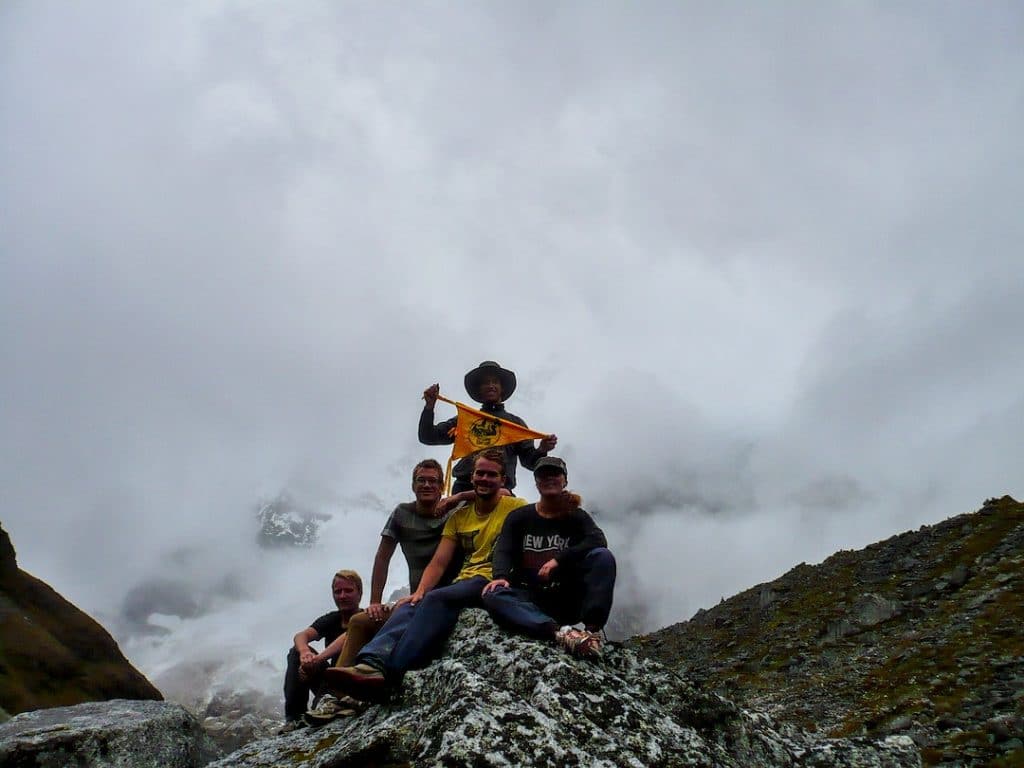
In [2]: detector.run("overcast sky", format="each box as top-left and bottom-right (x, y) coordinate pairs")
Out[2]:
(2, 1), (1022, 705)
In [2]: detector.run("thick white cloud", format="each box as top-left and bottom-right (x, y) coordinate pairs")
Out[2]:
(2, 1), (1022, 706)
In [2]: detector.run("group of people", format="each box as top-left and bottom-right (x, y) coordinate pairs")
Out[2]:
(283, 361), (617, 727)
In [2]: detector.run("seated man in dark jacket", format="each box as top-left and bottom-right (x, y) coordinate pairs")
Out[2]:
(419, 360), (556, 493)
(482, 457), (615, 658)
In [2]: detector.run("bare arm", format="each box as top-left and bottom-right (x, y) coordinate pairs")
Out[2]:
(293, 626), (321, 680)
(314, 631), (347, 666)
(367, 537), (398, 621)
(293, 627), (320, 662)
(434, 489), (475, 514)
(370, 537), (397, 605)
(437, 488), (511, 514)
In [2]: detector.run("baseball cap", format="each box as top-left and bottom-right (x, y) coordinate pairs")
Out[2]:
(533, 456), (567, 477)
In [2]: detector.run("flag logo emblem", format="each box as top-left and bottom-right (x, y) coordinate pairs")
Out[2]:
(468, 417), (501, 449)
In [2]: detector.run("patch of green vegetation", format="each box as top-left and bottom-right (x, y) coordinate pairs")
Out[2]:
(639, 497), (1024, 765)
(285, 733), (342, 764)
(949, 729), (991, 748)
(989, 750), (1024, 768)
(924, 498), (1023, 579)
(0, 567), (161, 714)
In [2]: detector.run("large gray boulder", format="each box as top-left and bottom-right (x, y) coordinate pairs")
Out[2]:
(0, 699), (220, 767)
(210, 610), (919, 767)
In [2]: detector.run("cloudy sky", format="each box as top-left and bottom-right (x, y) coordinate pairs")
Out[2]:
(2, 2), (1022, 706)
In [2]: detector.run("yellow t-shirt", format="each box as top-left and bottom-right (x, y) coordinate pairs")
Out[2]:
(443, 496), (527, 582)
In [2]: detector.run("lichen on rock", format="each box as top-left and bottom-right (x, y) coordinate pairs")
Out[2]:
(209, 610), (918, 767)
(0, 699), (220, 768)
(634, 495), (1024, 767)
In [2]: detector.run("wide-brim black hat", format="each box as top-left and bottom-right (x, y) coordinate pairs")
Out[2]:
(464, 361), (517, 403)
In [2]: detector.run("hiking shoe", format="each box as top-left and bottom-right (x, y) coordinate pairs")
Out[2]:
(302, 693), (360, 726)
(324, 663), (389, 702)
(555, 626), (603, 658)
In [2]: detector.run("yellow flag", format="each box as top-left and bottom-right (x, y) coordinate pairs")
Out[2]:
(447, 400), (549, 460)
(435, 395), (550, 494)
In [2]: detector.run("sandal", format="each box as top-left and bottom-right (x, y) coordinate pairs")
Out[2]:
(554, 626), (602, 658)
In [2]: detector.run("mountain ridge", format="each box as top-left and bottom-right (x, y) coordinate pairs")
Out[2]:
(0, 522), (162, 716)
(632, 495), (1024, 766)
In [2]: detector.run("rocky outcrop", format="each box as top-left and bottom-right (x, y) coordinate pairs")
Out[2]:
(0, 699), (220, 767)
(0, 523), (162, 715)
(633, 496), (1024, 767)
(209, 610), (918, 768)
(167, 683), (281, 755)
(200, 707), (280, 756)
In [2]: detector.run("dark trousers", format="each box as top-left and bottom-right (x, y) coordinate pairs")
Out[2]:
(283, 647), (330, 720)
(482, 548), (616, 637)
(356, 576), (488, 678)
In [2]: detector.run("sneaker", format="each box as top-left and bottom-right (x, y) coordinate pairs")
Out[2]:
(555, 626), (603, 658)
(324, 663), (389, 702)
(302, 693), (360, 726)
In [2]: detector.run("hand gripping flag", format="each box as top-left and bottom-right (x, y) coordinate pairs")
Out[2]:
(435, 394), (549, 493)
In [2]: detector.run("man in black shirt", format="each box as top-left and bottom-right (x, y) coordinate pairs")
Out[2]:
(482, 457), (616, 657)
(282, 569), (362, 723)
(419, 360), (557, 492)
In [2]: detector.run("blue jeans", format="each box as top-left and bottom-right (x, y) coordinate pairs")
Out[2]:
(355, 576), (488, 678)
(482, 547), (616, 637)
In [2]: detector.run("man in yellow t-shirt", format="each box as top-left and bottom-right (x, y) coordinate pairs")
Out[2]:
(326, 449), (526, 700)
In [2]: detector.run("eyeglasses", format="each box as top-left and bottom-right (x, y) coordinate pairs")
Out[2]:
(414, 477), (442, 486)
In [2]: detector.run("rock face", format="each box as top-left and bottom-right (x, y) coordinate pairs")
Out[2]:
(208, 610), (918, 768)
(176, 686), (281, 755)
(633, 496), (1024, 767)
(0, 699), (220, 767)
(0, 523), (162, 715)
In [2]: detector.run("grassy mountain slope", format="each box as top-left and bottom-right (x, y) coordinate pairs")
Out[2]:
(0, 523), (162, 716)
(632, 496), (1023, 767)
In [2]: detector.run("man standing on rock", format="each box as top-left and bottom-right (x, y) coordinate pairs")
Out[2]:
(282, 569), (362, 724)
(482, 457), (615, 658)
(325, 449), (527, 700)
(419, 360), (557, 493)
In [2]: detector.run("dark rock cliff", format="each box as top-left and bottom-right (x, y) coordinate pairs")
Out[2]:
(0, 522), (162, 715)
(633, 496), (1024, 767)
